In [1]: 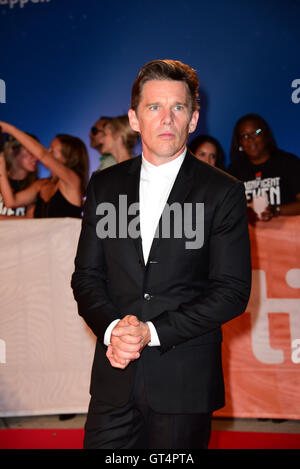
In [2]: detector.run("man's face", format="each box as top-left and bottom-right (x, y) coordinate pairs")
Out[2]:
(89, 119), (108, 152)
(128, 80), (198, 165)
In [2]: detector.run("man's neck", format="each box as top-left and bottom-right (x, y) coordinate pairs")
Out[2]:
(142, 146), (187, 166)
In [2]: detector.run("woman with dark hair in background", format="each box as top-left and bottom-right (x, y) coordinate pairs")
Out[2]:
(188, 134), (225, 169)
(0, 135), (38, 218)
(0, 121), (89, 218)
(97, 114), (139, 164)
(228, 113), (300, 221)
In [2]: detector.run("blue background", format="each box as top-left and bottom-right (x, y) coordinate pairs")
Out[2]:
(0, 0), (299, 176)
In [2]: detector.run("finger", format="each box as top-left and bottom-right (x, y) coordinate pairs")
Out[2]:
(112, 324), (142, 337)
(126, 315), (140, 326)
(118, 314), (138, 323)
(107, 356), (127, 369)
(116, 317), (140, 332)
(107, 344), (127, 364)
(111, 336), (143, 359)
(117, 316), (140, 328)
(106, 346), (128, 369)
(112, 333), (143, 345)
(111, 336), (141, 352)
(111, 346), (140, 361)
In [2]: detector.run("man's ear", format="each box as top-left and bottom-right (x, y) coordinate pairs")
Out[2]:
(188, 110), (199, 134)
(128, 109), (140, 133)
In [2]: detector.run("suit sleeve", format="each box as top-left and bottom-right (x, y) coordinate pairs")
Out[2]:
(152, 182), (252, 353)
(71, 173), (119, 340)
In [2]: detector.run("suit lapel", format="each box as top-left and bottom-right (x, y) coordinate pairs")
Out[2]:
(165, 151), (196, 206)
(125, 156), (145, 267)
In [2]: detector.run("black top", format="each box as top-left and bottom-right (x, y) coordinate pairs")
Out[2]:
(10, 178), (26, 193)
(0, 178), (27, 216)
(228, 149), (300, 206)
(34, 189), (82, 218)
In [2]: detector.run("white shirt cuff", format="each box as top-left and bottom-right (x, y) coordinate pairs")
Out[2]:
(146, 321), (160, 346)
(104, 319), (120, 345)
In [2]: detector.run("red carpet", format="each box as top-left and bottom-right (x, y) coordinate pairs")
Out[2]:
(0, 429), (299, 449)
(208, 430), (300, 449)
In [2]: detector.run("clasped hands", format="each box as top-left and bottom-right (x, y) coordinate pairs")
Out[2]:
(106, 315), (151, 369)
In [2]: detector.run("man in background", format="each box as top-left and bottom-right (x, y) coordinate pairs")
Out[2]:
(89, 116), (116, 171)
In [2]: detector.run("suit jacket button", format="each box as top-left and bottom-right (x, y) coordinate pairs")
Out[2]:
(144, 293), (151, 301)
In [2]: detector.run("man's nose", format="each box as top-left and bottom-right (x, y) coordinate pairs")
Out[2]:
(161, 108), (173, 125)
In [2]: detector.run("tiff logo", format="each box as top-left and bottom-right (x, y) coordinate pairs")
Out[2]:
(248, 269), (300, 364)
(0, 79), (6, 103)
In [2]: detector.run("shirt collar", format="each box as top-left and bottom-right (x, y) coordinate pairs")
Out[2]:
(141, 149), (186, 180)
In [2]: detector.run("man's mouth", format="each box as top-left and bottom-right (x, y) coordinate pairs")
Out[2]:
(158, 132), (175, 139)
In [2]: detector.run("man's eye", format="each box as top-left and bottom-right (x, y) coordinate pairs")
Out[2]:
(149, 105), (159, 110)
(174, 105), (183, 111)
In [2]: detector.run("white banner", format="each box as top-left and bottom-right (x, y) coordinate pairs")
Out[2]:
(0, 218), (95, 417)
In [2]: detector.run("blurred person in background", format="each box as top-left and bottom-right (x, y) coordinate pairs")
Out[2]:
(0, 132), (38, 218)
(228, 113), (300, 223)
(89, 117), (117, 171)
(97, 114), (139, 164)
(189, 134), (225, 169)
(0, 121), (89, 218)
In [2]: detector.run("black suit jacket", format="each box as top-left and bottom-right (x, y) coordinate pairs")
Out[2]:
(71, 151), (251, 413)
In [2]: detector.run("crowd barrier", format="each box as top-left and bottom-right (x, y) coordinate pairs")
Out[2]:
(0, 217), (299, 418)
(215, 216), (300, 420)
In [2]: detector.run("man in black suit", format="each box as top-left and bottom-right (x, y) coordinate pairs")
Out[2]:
(71, 59), (251, 449)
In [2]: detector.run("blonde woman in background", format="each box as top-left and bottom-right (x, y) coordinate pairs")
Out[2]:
(97, 114), (139, 164)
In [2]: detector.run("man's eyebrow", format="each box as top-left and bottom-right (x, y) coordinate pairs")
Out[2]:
(145, 101), (161, 106)
(144, 100), (188, 106)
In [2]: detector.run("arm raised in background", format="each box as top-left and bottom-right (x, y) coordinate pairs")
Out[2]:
(0, 121), (81, 192)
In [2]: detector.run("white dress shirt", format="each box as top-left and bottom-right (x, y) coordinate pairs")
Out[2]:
(104, 149), (186, 347)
